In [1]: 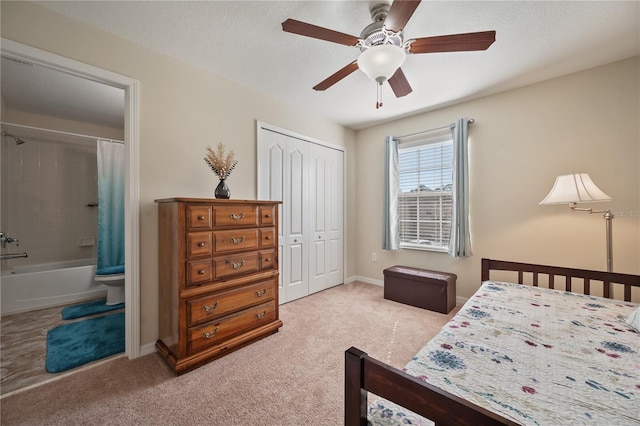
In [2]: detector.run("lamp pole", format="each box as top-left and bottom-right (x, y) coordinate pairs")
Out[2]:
(604, 210), (614, 273)
(570, 203), (614, 272)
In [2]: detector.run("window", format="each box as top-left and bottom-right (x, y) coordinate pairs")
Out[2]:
(397, 135), (453, 251)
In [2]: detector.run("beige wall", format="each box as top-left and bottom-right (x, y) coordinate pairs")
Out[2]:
(355, 56), (640, 301)
(1, 2), (356, 347)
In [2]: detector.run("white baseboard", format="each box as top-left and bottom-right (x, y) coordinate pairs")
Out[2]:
(345, 275), (383, 286)
(138, 341), (156, 357)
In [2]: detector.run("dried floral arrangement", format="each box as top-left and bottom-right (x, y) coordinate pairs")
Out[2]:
(204, 143), (238, 180)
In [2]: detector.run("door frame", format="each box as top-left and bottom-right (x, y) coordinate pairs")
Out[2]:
(256, 121), (346, 303)
(1, 38), (142, 358)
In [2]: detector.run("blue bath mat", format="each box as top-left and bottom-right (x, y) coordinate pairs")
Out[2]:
(45, 312), (125, 373)
(61, 299), (124, 320)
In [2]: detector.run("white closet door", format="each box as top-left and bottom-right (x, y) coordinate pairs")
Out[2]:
(308, 146), (329, 293)
(285, 137), (309, 302)
(257, 130), (286, 300)
(258, 122), (343, 303)
(327, 147), (344, 287)
(308, 143), (344, 293)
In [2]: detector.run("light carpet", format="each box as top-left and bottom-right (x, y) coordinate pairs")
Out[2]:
(1, 282), (458, 425)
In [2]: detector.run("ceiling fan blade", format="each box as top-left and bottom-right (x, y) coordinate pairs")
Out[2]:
(388, 68), (412, 97)
(313, 61), (359, 91)
(282, 19), (360, 46)
(385, 0), (422, 33)
(409, 31), (496, 53)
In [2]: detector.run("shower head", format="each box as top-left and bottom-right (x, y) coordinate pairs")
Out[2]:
(2, 132), (26, 145)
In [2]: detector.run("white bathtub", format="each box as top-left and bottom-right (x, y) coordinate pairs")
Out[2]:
(1, 259), (107, 316)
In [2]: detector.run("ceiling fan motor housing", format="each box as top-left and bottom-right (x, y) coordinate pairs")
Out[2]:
(359, 3), (404, 51)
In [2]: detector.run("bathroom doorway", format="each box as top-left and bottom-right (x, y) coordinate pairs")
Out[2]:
(0, 39), (140, 392)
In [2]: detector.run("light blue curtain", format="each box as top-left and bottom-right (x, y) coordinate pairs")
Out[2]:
(382, 136), (400, 250)
(449, 118), (472, 257)
(97, 139), (125, 274)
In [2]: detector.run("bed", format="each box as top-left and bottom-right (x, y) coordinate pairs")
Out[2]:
(345, 258), (640, 425)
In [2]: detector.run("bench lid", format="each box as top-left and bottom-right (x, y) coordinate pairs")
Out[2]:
(383, 265), (457, 281)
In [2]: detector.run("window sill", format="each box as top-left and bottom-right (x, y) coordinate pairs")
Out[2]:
(400, 244), (448, 253)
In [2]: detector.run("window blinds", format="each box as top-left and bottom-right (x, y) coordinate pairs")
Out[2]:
(398, 140), (453, 250)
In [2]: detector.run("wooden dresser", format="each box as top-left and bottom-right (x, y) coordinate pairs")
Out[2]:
(154, 197), (282, 374)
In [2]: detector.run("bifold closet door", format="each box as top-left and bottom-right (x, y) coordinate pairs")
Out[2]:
(257, 130), (308, 304)
(308, 144), (344, 294)
(258, 124), (344, 304)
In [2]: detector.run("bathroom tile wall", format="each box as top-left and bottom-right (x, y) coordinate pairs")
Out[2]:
(1, 134), (98, 267)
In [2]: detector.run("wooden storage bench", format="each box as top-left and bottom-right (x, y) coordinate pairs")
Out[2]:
(383, 265), (457, 314)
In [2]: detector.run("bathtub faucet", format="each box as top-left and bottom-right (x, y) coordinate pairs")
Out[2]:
(0, 232), (19, 248)
(0, 253), (28, 260)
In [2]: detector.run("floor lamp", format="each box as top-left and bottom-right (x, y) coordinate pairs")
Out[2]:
(540, 173), (614, 272)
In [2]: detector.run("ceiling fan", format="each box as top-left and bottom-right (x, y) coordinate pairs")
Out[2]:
(282, 0), (496, 108)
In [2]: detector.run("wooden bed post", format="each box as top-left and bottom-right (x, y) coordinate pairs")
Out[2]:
(345, 347), (368, 426)
(481, 258), (491, 281)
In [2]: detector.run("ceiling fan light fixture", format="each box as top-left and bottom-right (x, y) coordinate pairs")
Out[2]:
(357, 44), (406, 84)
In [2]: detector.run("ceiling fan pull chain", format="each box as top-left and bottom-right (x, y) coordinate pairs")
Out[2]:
(376, 81), (383, 109)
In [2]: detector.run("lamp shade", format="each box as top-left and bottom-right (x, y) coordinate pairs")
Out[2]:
(357, 44), (406, 84)
(539, 173), (611, 205)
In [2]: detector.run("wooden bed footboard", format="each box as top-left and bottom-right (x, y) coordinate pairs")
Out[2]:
(345, 258), (640, 425)
(345, 347), (518, 426)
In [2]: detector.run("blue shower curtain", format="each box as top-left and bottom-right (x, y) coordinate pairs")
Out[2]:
(96, 139), (125, 275)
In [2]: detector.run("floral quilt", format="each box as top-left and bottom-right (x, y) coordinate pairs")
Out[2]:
(368, 281), (640, 425)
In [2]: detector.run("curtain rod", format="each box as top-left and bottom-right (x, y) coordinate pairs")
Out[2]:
(397, 118), (475, 140)
(1, 121), (124, 144)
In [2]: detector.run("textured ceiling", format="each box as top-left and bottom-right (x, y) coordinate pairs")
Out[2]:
(4, 1), (640, 131)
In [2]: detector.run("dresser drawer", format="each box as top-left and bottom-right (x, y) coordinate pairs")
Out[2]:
(188, 301), (277, 353)
(259, 228), (276, 248)
(187, 232), (213, 258)
(213, 252), (259, 279)
(260, 250), (276, 270)
(259, 205), (275, 226)
(187, 205), (212, 230)
(187, 279), (276, 326)
(213, 205), (258, 228)
(213, 229), (259, 253)
(186, 259), (214, 286)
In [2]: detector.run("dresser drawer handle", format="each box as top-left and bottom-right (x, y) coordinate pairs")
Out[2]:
(229, 260), (245, 270)
(202, 327), (219, 339)
(230, 212), (245, 221)
(265, 235), (272, 240)
(265, 213), (271, 218)
(202, 301), (219, 313)
(264, 258), (271, 262)
(197, 242), (206, 247)
(255, 289), (267, 297)
(255, 311), (267, 320)
(230, 236), (245, 244)
(197, 215), (205, 221)
(197, 269), (206, 275)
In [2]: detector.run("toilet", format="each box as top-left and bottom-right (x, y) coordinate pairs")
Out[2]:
(95, 264), (125, 305)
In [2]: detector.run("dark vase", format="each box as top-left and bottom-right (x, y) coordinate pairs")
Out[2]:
(214, 179), (230, 199)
